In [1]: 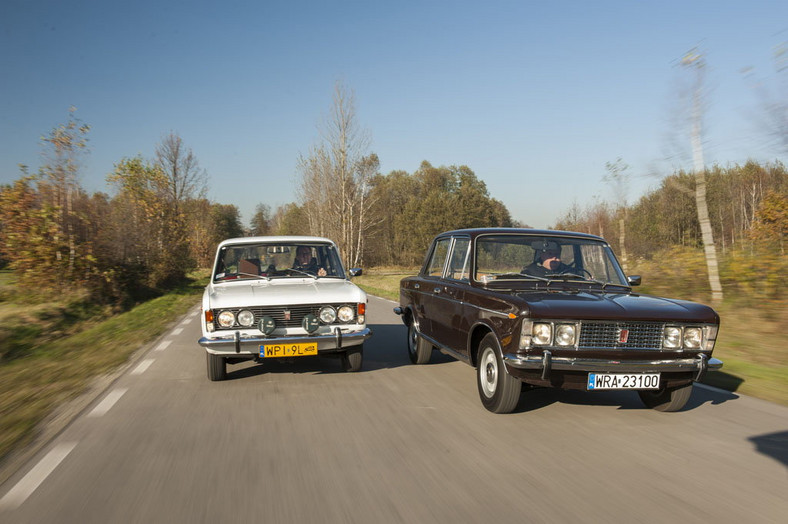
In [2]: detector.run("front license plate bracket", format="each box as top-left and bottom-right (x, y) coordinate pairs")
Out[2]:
(260, 342), (318, 358)
(587, 373), (660, 390)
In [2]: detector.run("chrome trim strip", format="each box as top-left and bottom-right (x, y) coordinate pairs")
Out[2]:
(503, 353), (723, 374)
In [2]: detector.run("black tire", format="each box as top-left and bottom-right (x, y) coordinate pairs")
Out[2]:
(207, 352), (226, 381)
(341, 346), (363, 372)
(476, 333), (521, 413)
(407, 320), (432, 364)
(638, 383), (693, 412)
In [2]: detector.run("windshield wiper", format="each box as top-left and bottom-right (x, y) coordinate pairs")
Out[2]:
(286, 268), (318, 279)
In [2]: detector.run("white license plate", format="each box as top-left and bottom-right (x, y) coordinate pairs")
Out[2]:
(587, 373), (660, 390)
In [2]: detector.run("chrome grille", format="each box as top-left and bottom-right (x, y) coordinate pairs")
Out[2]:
(212, 304), (352, 329)
(578, 322), (664, 350)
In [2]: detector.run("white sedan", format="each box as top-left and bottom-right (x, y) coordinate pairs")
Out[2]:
(198, 236), (372, 380)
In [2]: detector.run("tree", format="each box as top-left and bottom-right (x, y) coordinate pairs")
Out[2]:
(249, 203), (272, 236)
(681, 49), (723, 303)
(603, 158), (631, 270)
(296, 82), (379, 266)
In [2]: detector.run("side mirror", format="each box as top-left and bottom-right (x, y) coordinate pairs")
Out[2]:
(349, 268), (363, 278)
(627, 275), (642, 286)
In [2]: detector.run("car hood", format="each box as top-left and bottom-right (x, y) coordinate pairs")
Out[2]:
(206, 279), (366, 309)
(511, 289), (718, 323)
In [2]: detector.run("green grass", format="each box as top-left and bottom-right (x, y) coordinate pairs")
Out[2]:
(0, 274), (207, 464)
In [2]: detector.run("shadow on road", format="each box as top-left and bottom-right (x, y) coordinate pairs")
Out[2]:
(749, 431), (788, 468)
(511, 383), (739, 413)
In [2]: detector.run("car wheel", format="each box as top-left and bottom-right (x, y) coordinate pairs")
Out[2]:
(407, 320), (432, 364)
(341, 346), (363, 372)
(476, 333), (521, 413)
(207, 353), (226, 381)
(638, 383), (693, 412)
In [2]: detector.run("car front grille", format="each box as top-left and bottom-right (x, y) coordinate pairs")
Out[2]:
(578, 321), (664, 350)
(212, 304), (353, 330)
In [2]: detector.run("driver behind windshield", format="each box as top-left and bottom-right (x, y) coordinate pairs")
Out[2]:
(522, 242), (571, 277)
(293, 246), (327, 276)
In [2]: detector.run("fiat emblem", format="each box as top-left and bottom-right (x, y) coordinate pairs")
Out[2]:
(618, 328), (629, 344)
(283, 310), (291, 321)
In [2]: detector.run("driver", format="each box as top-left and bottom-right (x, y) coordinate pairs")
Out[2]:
(293, 246), (327, 277)
(523, 242), (571, 277)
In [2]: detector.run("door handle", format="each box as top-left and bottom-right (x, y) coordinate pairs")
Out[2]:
(433, 287), (442, 294)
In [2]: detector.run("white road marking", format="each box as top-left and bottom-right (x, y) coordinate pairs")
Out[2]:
(0, 442), (77, 511)
(87, 388), (128, 418)
(131, 359), (154, 375)
(171, 327), (184, 336)
(154, 340), (171, 352)
(179, 316), (191, 326)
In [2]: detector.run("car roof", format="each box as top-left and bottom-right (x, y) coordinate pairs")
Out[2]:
(433, 228), (606, 242)
(216, 236), (337, 248)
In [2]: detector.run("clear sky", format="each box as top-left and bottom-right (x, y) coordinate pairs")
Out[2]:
(1, 0), (786, 229)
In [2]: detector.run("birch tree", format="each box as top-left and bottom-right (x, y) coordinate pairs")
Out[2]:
(297, 82), (379, 266)
(681, 49), (723, 303)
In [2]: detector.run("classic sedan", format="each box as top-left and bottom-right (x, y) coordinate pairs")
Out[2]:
(394, 228), (722, 413)
(199, 236), (372, 380)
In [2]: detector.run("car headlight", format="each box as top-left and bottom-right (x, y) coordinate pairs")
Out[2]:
(318, 306), (337, 324)
(684, 327), (702, 349)
(663, 326), (682, 349)
(555, 324), (576, 346)
(217, 310), (235, 328)
(337, 305), (354, 323)
(532, 323), (552, 345)
(237, 310), (255, 327)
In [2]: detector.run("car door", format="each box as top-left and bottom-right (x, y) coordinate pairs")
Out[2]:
(415, 237), (452, 341)
(427, 236), (471, 354)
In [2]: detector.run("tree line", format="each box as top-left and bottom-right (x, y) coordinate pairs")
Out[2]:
(1, 97), (785, 308)
(0, 102), (512, 306)
(555, 160), (786, 305)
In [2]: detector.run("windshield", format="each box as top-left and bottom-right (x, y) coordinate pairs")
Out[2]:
(213, 242), (346, 281)
(474, 234), (628, 286)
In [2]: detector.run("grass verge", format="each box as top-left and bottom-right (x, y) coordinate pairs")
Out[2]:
(0, 274), (206, 465)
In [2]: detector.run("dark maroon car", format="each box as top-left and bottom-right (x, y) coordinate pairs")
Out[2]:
(394, 228), (722, 413)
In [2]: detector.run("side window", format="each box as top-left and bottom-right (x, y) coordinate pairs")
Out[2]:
(447, 238), (471, 281)
(427, 238), (451, 277)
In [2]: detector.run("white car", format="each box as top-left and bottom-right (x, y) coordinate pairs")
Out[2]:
(198, 236), (372, 380)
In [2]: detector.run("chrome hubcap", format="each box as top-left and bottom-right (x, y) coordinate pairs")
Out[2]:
(480, 348), (497, 398)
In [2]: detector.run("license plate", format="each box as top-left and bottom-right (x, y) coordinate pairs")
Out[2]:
(260, 342), (318, 358)
(587, 373), (660, 390)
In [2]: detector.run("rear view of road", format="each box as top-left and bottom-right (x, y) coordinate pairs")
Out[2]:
(1, 295), (787, 523)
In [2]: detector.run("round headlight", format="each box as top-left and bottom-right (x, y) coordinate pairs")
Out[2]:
(318, 306), (337, 324)
(337, 305), (354, 323)
(237, 310), (255, 327)
(555, 324), (576, 346)
(532, 323), (552, 345)
(217, 310), (235, 328)
(663, 327), (682, 349)
(684, 327), (702, 349)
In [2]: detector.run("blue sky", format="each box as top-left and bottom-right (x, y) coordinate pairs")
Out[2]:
(1, 0), (786, 229)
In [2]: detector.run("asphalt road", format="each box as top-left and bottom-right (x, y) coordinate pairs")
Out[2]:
(1, 295), (787, 523)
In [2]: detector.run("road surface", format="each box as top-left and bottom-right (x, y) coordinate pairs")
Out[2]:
(1, 295), (786, 523)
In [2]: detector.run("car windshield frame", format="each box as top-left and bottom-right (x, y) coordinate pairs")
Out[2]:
(212, 241), (346, 281)
(472, 233), (629, 287)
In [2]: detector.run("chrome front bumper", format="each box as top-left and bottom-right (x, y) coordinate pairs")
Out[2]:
(503, 350), (723, 382)
(199, 327), (373, 355)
